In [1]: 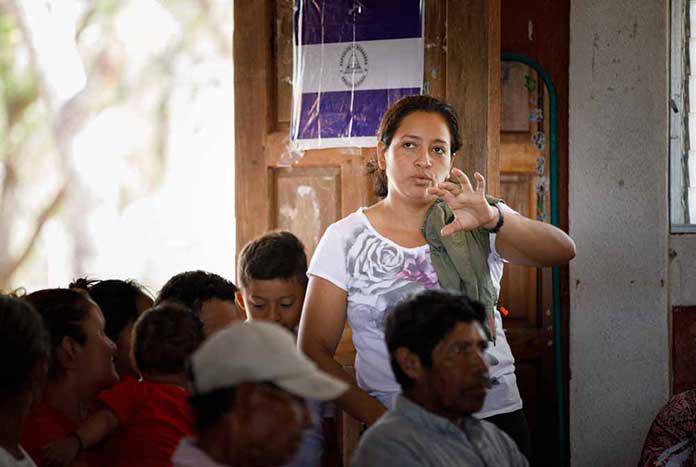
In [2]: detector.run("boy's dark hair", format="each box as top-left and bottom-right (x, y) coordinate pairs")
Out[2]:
(385, 290), (485, 390)
(156, 271), (237, 317)
(0, 294), (50, 395)
(187, 387), (237, 433)
(133, 303), (204, 375)
(237, 231), (308, 289)
(69, 278), (152, 342)
(367, 95), (461, 198)
(23, 288), (95, 379)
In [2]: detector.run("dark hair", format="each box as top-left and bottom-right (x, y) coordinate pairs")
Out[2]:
(237, 231), (308, 289)
(368, 95), (462, 198)
(133, 302), (204, 375)
(385, 290), (485, 390)
(156, 271), (237, 317)
(69, 278), (152, 342)
(23, 288), (95, 379)
(0, 295), (50, 394)
(187, 387), (237, 432)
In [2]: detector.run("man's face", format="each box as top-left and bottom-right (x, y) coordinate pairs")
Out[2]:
(226, 383), (311, 466)
(199, 298), (241, 337)
(426, 321), (490, 416)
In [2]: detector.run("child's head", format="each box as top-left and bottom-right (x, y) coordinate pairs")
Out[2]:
(156, 270), (240, 337)
(236, 231), (308, 332)
(69, 278), (153, 377)
(132, 303), (204, 378)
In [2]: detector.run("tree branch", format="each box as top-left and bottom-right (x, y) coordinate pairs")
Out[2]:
(0, 184), (66, 287)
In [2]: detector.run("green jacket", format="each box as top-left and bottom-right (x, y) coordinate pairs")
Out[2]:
(420, 197), (502, 342)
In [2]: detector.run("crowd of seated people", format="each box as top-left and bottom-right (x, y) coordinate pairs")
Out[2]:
(0, 230), (537, 467)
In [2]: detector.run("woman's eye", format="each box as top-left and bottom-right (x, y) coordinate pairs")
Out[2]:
(280, 302), (294, 308)
(433, 146), (446, 155)
(403, 142), (416, 149)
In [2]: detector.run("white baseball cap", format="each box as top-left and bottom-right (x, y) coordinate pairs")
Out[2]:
(189, 320), (348, 401)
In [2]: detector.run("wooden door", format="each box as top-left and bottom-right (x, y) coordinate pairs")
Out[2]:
(499, 61), (556, 466)
(234, 1), (503, 465)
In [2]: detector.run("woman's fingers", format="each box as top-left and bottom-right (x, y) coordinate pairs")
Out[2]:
(451, 168), (474, 192)
(427, 186), (455, 201)
(435, 181), (461, 195)
(473, 171), (486, 193)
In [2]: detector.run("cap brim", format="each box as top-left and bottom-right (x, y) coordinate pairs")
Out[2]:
(275, 369), (349, 401)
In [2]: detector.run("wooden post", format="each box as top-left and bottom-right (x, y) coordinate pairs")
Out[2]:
(233, 0), (274, 254)
(446, 0), (501, 197)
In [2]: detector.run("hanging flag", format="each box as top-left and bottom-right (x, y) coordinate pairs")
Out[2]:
(291, 0), (424, 150)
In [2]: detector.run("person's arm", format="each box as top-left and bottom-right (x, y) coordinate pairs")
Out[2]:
(428, 168), (576, 267)
(42, 409), (120, 467)
(492, 205), (575, 267)
(298, 276), (386, 426)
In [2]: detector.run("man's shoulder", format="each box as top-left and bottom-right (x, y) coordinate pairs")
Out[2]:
(478, 418), (515, 442)
(360, 408), (424, 447)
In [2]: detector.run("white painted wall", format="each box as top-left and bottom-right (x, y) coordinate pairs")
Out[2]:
(569, 0), (671, 465)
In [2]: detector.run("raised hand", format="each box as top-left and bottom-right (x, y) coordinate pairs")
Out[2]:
(426, 168), (498, 236)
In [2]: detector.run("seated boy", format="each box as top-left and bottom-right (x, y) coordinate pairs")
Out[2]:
(236, 231), (307, 333)
(236, 231), (334, 467)
(157, 270), (241, 337)
(43, 303), (204, 467)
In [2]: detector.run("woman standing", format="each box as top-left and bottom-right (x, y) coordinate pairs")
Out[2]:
(298, 95), (575, 459)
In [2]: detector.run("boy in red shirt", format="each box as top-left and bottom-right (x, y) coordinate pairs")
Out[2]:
(43, 303), (204, 467)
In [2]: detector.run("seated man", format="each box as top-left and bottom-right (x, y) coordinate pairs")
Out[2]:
(156, 270), (241, 337)
(172, 321), (348, 467)
(351, 290), (528, 467)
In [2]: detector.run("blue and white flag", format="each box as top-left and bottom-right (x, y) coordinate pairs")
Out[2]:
(291, 0), (424, 150)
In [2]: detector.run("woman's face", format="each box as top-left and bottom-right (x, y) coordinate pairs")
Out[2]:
(378, 111), (453, 203)
(76, 304), (119, 393)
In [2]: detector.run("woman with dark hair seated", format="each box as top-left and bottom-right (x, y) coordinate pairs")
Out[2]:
(69, 278), (153, 378)
(0, 294), (50, 466)
(20, 288), (119, 466)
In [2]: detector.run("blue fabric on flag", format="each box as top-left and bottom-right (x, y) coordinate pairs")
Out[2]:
(291, 0), (424, 149)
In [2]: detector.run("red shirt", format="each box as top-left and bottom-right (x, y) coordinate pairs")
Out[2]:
(98, 376), (194, 467)
(21, 400), (102, 467)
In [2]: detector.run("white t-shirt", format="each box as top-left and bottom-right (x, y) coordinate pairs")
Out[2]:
(0, 446), (37, 467)
(308, 205), (523, 418)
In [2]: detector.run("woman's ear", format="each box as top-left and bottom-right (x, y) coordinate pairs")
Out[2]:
(376, 142), (387, 170)
(57, 336), (79, 371)
(450, 152), (456, 170)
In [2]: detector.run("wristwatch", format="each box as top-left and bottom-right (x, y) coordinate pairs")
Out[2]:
(483, 203), (504, 234)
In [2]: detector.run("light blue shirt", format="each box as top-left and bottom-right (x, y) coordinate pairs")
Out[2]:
(351, 396), (528, 467)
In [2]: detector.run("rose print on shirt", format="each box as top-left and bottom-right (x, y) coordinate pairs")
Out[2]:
(397, 255), (439, 289)
(345, 227), (440, 331)
(347, 228), (406, 295)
